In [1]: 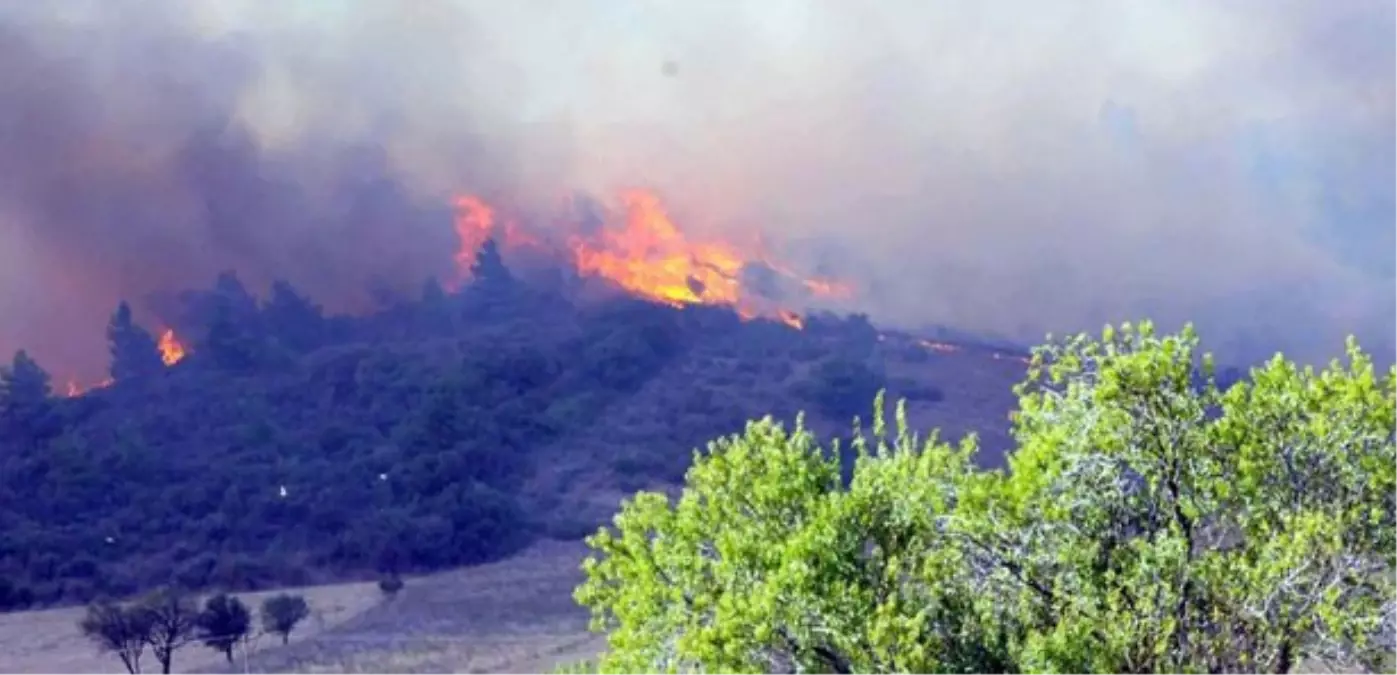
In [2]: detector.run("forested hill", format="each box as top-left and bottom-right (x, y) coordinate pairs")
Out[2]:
(0, 246), (1029, 612)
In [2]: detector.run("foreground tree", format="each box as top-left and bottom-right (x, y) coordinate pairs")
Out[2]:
(79, 601), (153, 674)
(973, 324), (1394, 672)
(576, 322), (1396, 673)
(196, 593), (251, 664)
(575, 406), (994, 673)
(260, 593), (310, 645)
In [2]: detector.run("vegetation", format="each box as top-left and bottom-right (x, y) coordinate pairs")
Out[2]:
(260, 593), (311, 645)
(78, 587), (275, 673)
(378, 574), (405, 599)
(79, 601), (153, 674)
(140, 589), (200, 674)
(0, 249), (888, 610)
(576, 323), (1396, 673)
(196, 593), (251, 663)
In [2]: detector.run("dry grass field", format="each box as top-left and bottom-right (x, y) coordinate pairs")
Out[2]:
(0, 540), (598, 674)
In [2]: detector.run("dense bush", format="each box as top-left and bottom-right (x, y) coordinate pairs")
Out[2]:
(791, 354), (887, 419)
(577, 323), (1396, 673)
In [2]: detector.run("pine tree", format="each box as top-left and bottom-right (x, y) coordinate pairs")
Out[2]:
(106, 301), (164, 382)
(0, 350), (53, 441)
(203, 298), (263, 373)
(470, 239), (513, 286)
(262, 280), (325, 354)
(418, 276), (456, 335)
(0, 349), (49, 400)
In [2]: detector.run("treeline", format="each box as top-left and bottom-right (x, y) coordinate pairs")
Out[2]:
(0, 242), (890, 611)
(80, 586), (314, 673)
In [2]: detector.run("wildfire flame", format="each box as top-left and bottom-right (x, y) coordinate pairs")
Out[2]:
(63, 328), (185, 398)
(158, 329), (186, 366)
(449, 189), (851, 328)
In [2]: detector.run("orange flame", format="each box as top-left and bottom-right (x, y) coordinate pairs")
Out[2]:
(63, 328), (185, 398)
(569, 190), (747, 309)
(451, 195), (496, 286)
(448, 189), (852, 327)
(158, 329), (186, 366)
(450, 195), (536, 289)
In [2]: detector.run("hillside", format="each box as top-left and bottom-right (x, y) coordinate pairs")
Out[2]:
(0, 252), (1030, 613)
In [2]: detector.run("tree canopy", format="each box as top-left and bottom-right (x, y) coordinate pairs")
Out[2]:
(0, 266), (889, 611)
(575, 322), (1396, 673)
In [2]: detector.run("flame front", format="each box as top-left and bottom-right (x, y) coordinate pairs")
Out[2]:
(569, 190), (747, 309)
(63, 329), (182, 398)
(158, 329), (186, 366)
(452, 195), (496, 287)
(449, 188), (851, 328)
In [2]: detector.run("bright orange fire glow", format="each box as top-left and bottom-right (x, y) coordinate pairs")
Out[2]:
(448, 189), (851, 328)
(569, 190), (748, 309)
(67, 329), (186, 397)
(158, 329), (186, 366)
(452, 195), (496, 285)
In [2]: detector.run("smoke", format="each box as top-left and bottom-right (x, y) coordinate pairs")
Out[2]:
(1, 1), (1392, 379)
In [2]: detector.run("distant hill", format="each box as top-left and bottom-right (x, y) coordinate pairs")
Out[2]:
(0, 255), (1029, 612)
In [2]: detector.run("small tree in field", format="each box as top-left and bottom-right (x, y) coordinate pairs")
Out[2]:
(576, 322), (1395, 673)
(378, 574), (405, 599)
(138, 588), (200, 675)
(196, 593), (251, 664)
(260, 593), (310, 645)
(79, 601), (152, 674)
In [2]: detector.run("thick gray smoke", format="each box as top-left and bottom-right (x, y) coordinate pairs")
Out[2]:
(1, 1), (1392, 380)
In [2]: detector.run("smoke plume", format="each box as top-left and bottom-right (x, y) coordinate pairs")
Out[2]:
(1, 1), (1392, 379)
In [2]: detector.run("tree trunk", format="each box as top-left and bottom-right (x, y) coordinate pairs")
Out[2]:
(281, 632), (289, 645)
(224, 646), (234, 664)
(161, 658), (171, 675)
(1276, 640), (1294, 674)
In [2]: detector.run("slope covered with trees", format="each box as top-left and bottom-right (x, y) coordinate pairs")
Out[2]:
(0, 246), (921, 611)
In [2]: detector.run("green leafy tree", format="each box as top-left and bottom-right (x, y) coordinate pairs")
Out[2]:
(106, 301), (164, 381)
(979, 322), (1395, 672)
(196, 593), (251, 664)
(79, 601), (153, 674)
(575, 407), (998, 673)
(576, 322), (1396, 673)
(260, 593), (310, 645)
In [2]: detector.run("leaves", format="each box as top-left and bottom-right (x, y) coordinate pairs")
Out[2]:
(578, 323), (1396, 673)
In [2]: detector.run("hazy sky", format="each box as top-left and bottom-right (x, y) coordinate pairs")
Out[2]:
(0, 1), (1392, 379)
